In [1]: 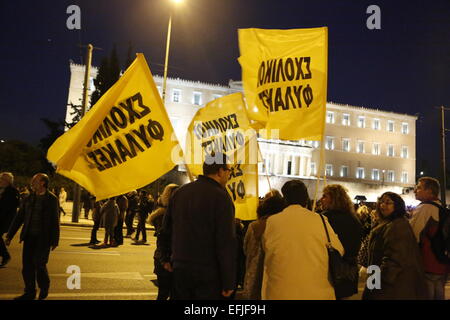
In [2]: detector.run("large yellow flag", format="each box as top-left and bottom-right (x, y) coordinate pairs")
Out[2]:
(47, 54), (180, 200)
(185, 93), (259, 220)
(238, 27), (328, 141)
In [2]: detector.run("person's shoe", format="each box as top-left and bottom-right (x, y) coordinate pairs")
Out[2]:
(38, 289), (48, 300)
(1, 255), (11, 266)
(14, 292), (36, 300)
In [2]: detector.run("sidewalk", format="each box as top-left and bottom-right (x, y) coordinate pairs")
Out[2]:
(59, 201), (154, 231)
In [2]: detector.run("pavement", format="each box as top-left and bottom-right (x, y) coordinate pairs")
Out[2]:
(59, 201), (154, 231)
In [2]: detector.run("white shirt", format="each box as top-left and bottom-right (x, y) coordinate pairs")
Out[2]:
(262, 205), (344, 300)
(409, 201), (440, 243)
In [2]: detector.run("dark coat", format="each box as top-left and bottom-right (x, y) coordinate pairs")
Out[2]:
(362, 217), (427, 300)
(7, 191), (60, 247)
(0, 185), (20, 233)
(323, 209), (363, 298)
(159, 175), (237, 291)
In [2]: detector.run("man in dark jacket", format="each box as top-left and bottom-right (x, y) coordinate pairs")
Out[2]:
(0, 172), (20, 266)
(5, 173), (60, 300)
(159, 153), (237, 299)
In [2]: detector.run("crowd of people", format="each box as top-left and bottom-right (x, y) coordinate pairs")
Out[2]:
(0, 157), (449, 300)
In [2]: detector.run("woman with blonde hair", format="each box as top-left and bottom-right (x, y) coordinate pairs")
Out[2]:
(320, 184), (363, 299)
(149, 184), (179, 300)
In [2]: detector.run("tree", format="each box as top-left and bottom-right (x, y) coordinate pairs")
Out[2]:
(124, 41), (134, 70)
(0, 140), (45, 177)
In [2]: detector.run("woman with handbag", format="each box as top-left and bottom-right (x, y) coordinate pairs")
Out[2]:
(362, 192), (427, 300)
(320, 184), (363, 299)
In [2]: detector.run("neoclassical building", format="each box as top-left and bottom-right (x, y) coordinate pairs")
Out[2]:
(66, 62), (418, 205)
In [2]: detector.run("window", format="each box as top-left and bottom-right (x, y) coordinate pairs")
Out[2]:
(402, 122), (409, 134)
(342, 138), (350, 152)
(326, 111), (335, 124)
(341, 166), (349, 178)
(357, 116), (365, 128)
(401, 146), (408, 159)
(373, 119), (380, 130)
(401, 171), (408, 183)
(325, 164), (333, 177)
(357, 141), (365, 153)
(387, 120), (395, 132)
(287, 160), (292, 175)
(325, 137), (334, 150)
(387, 170), (395, 182)
(193, 92), (202, 105)
(356, 167), (365, 179)
(342, 113), (350, 126)
(172, 89), (181, 103)
(372, 169), (380, 181)
(373, 143), (381, 155)
(388, 144), (395, 157)
(311, 162), (317, 175)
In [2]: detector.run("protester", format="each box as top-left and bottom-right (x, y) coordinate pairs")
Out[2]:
(262, 180), (343, 300)
(320, 184), (363, 299)
(125, 190), (139, 238)
(5, 173), (60, 300)
(362, 192), (427, 300)
(114, 194), (128, 246)
(58, 187), (67, 216)
(82, 190), (93, 219)
(150, 183), (179, 300)
(240, 190), (285, 300)
(134, 190), (153, 244)
(410, 177), (450, 300)
(159, 152), (236, 300)
(100, 198), (119, 247)
(0, 172), (20, 266)
(89, 199), (102, 245)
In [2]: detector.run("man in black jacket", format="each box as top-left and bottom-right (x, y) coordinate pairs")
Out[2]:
(0, 172), (20, 266)
(5, 173), (60, 300)
(159, 153), (237, 299)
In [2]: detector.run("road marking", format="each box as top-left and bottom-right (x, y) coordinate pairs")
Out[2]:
(50, 272), (144, 280)
(0, 292), (157, 300)
(56, 251), (120, 256)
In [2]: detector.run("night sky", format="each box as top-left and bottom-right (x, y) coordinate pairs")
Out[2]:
(0, 0), (449, 177)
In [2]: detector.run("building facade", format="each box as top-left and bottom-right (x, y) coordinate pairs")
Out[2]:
(66, 62), (418, 205)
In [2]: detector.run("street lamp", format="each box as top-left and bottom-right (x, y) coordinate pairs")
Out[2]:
(162, 0), (183, 104)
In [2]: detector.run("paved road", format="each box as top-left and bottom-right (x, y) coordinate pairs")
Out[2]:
(0, 225), (158, 300)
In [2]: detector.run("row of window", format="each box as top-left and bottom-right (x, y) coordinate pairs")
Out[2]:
(316, 164), (409, 183)
(325, 137), (409, 158)
(326, 111), (410, 134)
(156, 86), (223, 105)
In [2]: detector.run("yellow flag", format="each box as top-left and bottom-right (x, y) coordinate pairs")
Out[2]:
(47, 54), (180, 200)
(185, 93), (259, 220)
(238, 27), (328, 141)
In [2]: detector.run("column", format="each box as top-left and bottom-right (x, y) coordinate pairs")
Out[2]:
(292, 155), (299, 176)
(306, 157), (311, 176)
(299, 156), (306, 177)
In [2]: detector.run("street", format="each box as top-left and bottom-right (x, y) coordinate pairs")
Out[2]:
(0, 225), (158, 300)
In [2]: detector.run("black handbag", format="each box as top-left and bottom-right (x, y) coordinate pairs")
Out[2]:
(319, 214), (358, 293)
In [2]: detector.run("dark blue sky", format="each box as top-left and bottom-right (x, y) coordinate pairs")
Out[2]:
(0, 0), (449, 176)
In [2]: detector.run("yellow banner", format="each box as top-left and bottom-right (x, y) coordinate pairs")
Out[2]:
(185, 93), (259, 220)
(238, 27), (328, 141)
(47, 54), (180, 201)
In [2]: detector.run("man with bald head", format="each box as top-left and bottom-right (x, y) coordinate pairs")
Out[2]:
(0, 172), (20, 266)
(5, 173), (60, 300)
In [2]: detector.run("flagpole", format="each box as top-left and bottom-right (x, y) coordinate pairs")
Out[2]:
(72, 44), (93, 223)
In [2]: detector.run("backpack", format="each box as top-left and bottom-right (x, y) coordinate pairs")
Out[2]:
(422, 201), (450, 264)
